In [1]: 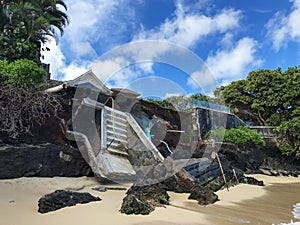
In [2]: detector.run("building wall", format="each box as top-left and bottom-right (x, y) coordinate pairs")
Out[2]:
(196, 108), (246, 138)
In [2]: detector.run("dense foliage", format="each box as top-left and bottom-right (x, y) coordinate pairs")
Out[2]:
(207, 126), (266, 146)
(0, 59), (47, 87)
(215, 67), (300, 156)
(0, 0), (68, 138)
(0, 58), (62, 138)
(146, 98), (176, 110)
(0, 0), (69, 63)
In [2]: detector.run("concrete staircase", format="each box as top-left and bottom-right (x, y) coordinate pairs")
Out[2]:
(102, 105), (129, 156)
(68, 97), (164, 182)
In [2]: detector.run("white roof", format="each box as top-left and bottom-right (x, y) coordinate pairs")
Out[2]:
(45, 70), (112, 95)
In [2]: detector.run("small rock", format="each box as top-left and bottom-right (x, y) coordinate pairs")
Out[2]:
(188, 184), (219, 205)
(92, 186), (127, 192)
(92, 186), (107, 192)
(270, 170), (279, 176)
(241, 176), (264, 186)
(38, 190), (101, 213)
(292, 173), (299, 177)
(106, 187), (127, 191)
(259, 169), (273, 176)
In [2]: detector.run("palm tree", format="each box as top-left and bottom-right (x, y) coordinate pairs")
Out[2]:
(27, 0), (69, 43)
(0, 0), (69, 62)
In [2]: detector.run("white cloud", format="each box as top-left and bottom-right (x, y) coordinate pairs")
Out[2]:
(188, 37), (262, 89)
(63, 1), (98, 58)
(61, 63), (90, 81)
(134, 3), (242, 48)
(207, 38), (261, 79)
(42, 0), (253, 90)
(41, 38), (90, 80)
(64, 0), (137, 59)
(107, 67), (141, 88)
(42, 0), (138, 80)
(91, 41), (187, 88)
(130, 3), (243, 79)
(164, 92), (185, 99)
(289, 0), (300, 40)
(219, 32), (234, 49)
(188, 70), (215, 88)
(175, 0), (212, 12)
(266, 0), (300, 51)
(92, 57), (131, 82)
(136, 62), (154, 74)
(41, 38), (65, 80)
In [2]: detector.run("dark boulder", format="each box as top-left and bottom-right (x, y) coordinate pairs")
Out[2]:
(164, 170), (219, 205)
(0, 143), (92, 179)
(38, 190), (101, 213)
(218, 142), (300, 176)
(120, 184), (169, 215)
(188, 184), (218, 205)
(121, 170), (218, 215)
(163, 170), (219, 205)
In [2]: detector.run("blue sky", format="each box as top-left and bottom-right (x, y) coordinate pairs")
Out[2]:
(42, 0), (300, 98)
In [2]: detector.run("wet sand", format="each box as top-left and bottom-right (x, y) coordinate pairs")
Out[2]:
(0, 175), (299, 225)
(170, 185), (300, 224)
(168, 174), (300, 225)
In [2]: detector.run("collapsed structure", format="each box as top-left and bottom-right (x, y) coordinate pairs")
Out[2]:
(45, 70), (259, 183)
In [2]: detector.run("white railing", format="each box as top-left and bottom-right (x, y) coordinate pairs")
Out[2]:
(249, 126), (280, 138)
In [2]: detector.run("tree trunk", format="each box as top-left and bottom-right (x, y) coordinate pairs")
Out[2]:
(257, 110), (266, 125)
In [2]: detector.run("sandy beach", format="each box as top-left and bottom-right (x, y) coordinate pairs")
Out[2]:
(0, 175), (299, 225)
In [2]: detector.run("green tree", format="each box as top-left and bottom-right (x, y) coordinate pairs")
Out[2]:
(245, 68), (284, 125)
(188, 93), (208, 102)
(0, 0), (69, 63)
(215, 80), (251, 109)
(275, 67), (300, 156)
(277, 118), (300, 157)
(216, 66), (300, 156)
(214, 79), (255, 123)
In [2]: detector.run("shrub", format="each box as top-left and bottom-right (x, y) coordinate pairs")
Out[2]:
(207, 126), (266, 146)
(206, 127), (226, 142)
(0, 59), (47, 87)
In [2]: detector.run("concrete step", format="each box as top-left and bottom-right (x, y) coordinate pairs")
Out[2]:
(107, 130), (127, 139)
(107, 124), (127, 133)
(106, 138), (128, 147)
(107, 147), (128, 156)
(107, 115), (127, 124)
(106, 120), (127, 129)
